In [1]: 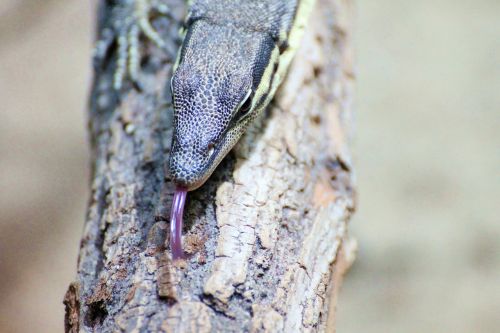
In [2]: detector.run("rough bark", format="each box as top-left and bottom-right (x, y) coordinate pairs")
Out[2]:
(65, 0), (357, 332)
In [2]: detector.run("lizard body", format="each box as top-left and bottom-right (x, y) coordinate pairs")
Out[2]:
(169, 0), (314, 259)
(170, 0), (315, 190)
(96, 0), (315, 259)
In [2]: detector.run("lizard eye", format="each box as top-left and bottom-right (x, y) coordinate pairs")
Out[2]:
(236, 89), (253, 120)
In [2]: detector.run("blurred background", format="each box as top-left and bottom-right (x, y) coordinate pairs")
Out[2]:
(0, 0), (497, 332)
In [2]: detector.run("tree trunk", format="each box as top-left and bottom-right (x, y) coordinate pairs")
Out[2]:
(64, 0), (357, 332)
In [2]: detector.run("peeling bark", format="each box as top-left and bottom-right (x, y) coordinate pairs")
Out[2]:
(65, 0), (356, 331)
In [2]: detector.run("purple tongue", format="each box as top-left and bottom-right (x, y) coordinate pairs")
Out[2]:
(170, 186), (187, 260)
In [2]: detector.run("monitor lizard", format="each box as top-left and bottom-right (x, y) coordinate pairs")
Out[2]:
(94, 0), (315, 259)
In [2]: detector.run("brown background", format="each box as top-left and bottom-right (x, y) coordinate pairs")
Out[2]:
(0, 0), (498, 332)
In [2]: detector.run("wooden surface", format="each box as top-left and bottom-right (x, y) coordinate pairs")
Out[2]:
(65, 0), (356, 331)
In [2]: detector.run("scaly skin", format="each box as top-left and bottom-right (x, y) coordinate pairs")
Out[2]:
(93, 0), (174, 90)
(169, 0), (315, 191)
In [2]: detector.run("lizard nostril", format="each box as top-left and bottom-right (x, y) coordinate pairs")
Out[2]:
(207, 143), (215, 158)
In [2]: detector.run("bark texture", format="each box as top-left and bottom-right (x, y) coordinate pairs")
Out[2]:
(65, 0), (356, 331)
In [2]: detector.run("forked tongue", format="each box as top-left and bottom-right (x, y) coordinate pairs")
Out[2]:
(170, 186), (187, 260)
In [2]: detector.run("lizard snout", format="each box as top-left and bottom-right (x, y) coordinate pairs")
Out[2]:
(168, 143), (215, 191)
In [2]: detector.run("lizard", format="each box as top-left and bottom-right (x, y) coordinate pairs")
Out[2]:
(94, 0), (315, 260)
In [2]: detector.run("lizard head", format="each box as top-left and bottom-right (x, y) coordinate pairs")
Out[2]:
(168, 22), (277, 191)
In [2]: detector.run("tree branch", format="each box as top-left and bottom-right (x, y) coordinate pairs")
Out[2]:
(65, 0), (357, 331)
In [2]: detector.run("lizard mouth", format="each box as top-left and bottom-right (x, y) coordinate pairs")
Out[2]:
(168, 116), (248, 191)
(168, 144), (222, 191)
(170, 170), (212, 192)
